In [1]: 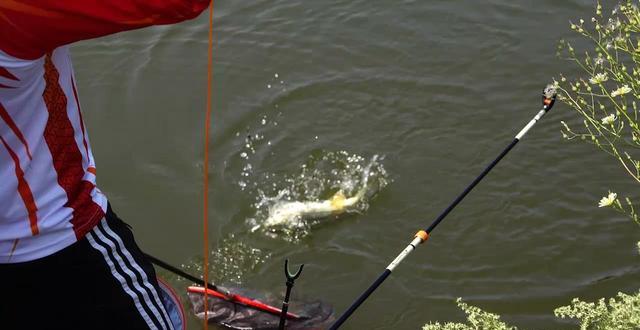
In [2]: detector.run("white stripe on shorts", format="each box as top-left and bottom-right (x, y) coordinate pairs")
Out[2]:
(87, 230), (159, 330)
(96, 220), (174, 329)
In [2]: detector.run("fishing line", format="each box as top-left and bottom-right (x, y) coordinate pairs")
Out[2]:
(203, 0), (215, 328)
(329, 85), (558, 329)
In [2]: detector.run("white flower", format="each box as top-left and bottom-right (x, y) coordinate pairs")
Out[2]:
(589, 73), (608, 84)
(601, 114), (616, 125)
(611, 85), (632, 97)
(594, 56), (605, 66)
(598, 192), (617, 207)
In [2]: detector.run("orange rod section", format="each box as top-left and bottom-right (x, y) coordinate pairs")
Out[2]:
(415, 230), (429, 242)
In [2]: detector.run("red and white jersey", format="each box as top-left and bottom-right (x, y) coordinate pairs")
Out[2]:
(0, 0), (209, 263)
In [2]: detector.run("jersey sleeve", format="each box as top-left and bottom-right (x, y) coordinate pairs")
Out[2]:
(0, 0), (210, 60)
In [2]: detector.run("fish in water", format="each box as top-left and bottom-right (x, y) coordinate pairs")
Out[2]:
(262, 188), (367, 228)
(261, 155), (379, 228)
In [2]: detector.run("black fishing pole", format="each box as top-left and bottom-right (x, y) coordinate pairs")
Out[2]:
(144, 253), (221, 292)
(329, 85), (558, 329)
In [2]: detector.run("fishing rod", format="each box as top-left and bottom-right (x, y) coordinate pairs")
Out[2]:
(144, 253), (302, 319)
(329, 84), (558, 329)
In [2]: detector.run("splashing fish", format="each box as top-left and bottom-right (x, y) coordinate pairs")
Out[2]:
(262, 188), (366, 228)
(261, 155), (379, 228)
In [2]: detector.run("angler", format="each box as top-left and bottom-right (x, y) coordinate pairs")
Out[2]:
(0, 2), (209, 329)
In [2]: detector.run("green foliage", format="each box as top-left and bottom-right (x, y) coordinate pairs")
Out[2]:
(554, 291), (640, 330)
(422, 298), (517, 330)
(555, 0), (640, 228)
(423, 292), (640, 330)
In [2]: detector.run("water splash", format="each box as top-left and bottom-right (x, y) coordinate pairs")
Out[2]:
(237, 118), (277, 191)
(176, 234), (271, 286)
(247, 151), (389, 240)
(231, 75), (388, 240)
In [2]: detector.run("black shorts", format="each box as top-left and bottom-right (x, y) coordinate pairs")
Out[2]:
(0, 205), (174, 330)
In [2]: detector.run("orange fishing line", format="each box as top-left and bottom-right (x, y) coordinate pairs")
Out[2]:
(203, 0), (214, 329)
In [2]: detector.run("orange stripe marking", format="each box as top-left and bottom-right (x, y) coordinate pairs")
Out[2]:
(70, 76), (91, 161)
(0, 67), (18, 81)
(42, 53), (104, 239)
(0, 102), (33, 160)
(0, 136), (38, 235)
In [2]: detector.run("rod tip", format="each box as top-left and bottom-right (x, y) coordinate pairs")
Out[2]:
(542, 84), (557, 110)
(543, 84), (557, 99)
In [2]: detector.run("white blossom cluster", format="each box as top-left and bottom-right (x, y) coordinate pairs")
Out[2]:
(423, 298), (516, 330)
(423, 292), (640, 330)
